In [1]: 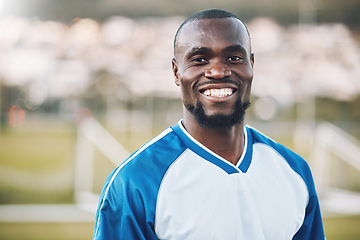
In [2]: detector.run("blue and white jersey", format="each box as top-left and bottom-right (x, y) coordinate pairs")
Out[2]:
(93, 120), (325, 240)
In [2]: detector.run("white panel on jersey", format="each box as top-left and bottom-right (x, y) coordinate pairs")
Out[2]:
(248, 143), (309, 238)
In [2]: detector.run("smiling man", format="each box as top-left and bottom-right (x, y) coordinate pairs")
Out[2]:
(93, 9), (325, 240)
(172, 12), (254, 165)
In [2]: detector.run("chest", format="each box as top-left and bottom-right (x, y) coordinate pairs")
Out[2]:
(154, 147), (308, 240)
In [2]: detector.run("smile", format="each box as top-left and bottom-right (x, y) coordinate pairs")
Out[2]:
(202, 88), (234, 97)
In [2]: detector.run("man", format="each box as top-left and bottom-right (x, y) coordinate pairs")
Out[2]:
(93, 9), (325, 239)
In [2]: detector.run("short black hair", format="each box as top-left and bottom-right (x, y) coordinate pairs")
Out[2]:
(174, 9), (250, 55)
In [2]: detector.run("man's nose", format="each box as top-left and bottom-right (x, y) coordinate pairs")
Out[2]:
(204, 61), (231, 79)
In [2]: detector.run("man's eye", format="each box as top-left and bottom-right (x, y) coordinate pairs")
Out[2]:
(228, 56), (241, 61)
(193, 58), (207, 63)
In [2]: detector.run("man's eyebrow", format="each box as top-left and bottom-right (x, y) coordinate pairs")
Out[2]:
(223, 45), (247, 54)
(185, 47), (212, 59)
(184, 45), (248, 59)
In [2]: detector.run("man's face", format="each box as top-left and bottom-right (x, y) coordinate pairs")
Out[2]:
(173, 18), (254, 129)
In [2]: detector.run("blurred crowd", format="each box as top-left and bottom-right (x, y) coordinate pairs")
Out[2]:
(0, 15), (359, 114)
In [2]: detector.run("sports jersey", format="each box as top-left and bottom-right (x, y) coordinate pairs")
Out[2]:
(93, 120), (325, 240)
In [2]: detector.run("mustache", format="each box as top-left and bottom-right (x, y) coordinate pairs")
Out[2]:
(195, 78), (241, 90)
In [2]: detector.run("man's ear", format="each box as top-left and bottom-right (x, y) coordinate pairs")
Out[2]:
(172, 58), (180, 86)
(250, 53), (255, 68)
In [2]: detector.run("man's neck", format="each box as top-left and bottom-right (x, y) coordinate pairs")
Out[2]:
(182, 117), (245, 166)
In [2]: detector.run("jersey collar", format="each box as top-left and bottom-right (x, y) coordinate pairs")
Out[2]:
(171, 120), (253, 174)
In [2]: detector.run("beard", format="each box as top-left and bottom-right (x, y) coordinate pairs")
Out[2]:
(185, 98), (250, 130)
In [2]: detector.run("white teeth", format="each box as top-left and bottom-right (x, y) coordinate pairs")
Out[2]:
(203, 88), (233, 97)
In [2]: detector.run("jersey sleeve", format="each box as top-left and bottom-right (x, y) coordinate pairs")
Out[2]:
(292, 192), (325, 239)
(292, 163), (325, 240)
(92, 167), (158, 240)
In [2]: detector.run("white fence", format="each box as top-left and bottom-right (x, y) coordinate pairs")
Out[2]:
(310, 122), (360, 216)
(74, 116), (130, 206)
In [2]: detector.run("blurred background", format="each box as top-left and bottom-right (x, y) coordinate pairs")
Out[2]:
(0, 0), (360, 239)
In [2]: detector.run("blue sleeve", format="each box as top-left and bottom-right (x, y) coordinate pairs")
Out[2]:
(293, 192), (325, 239)
(92, 167), (158, 240)
(289, 155), (325, 239)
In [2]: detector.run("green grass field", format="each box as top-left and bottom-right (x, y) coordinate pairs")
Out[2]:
(0, 215), (359, 240)
(323, 215), (360, 240)
(1, 120), (360, 239)
(0, 222), (94, 240)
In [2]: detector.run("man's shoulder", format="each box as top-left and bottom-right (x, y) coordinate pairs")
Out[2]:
(246, 125), (301, 158)
(246, 125), (312, 177)
(111, 127), (187, 183)
(129, 127), (186, 163)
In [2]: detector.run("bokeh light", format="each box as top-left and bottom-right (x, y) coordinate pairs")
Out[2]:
(8, 105), (25, 127)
